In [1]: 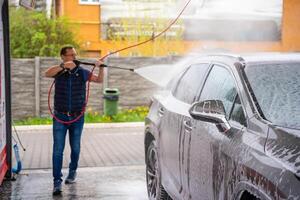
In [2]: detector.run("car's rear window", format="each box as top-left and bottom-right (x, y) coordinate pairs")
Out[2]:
(245, 63), (300, 129)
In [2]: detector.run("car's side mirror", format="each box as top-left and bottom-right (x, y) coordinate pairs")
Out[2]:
(189, 100), (231, 132)
(19, 0), (35, 9)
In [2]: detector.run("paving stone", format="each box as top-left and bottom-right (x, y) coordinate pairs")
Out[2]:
(12, 125), (145, 169)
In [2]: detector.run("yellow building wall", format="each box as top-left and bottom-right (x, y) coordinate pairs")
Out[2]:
(282, 0), (300, 51)
(59, 0), (299, 58)
(60, 0), (101, 56)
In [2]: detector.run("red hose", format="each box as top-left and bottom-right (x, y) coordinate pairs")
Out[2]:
(48, 0), (192, 124)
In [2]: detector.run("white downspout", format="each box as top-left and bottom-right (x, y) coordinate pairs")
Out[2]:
(46, 0), (52, 18)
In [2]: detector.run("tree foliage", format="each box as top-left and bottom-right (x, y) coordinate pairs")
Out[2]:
(9, 7), (80, 58)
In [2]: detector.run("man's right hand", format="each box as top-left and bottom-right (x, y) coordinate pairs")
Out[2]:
(63, 61), (77, 70)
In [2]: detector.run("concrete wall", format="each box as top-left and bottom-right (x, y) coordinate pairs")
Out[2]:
(11, 56), (179, 120)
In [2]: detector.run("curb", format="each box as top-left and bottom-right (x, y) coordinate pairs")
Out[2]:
(15, 122), (145, 131)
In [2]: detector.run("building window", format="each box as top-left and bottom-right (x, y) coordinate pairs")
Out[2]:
(79, 0), (100, 5)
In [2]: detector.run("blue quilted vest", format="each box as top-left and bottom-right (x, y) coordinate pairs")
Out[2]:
(54, 66), (89, 112)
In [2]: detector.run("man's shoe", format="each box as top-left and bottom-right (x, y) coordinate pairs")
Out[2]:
(65, 171), (77, 184)
(53, 181), (62, 195)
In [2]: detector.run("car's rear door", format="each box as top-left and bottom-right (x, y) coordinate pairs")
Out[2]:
(159, 63), (210, 198)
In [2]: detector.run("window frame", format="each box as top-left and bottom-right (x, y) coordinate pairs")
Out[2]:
(228, 94), (248, 127)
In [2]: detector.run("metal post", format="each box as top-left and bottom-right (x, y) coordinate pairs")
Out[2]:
(103, 58), (109, 89)
(35, 56), (40, 117)
(3, 0), (12, 179)
(102, 58), (109, 115)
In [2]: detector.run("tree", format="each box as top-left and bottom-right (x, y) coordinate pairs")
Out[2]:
(9, 7), (80, 58)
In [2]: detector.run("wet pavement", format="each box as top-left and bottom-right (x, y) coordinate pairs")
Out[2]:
(0, 165), (147, 200)
(1, 123), (148, 199)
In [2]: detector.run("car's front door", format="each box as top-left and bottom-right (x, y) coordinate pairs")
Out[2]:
(185, 64), (238, 200)
(159, 63), (209, 198)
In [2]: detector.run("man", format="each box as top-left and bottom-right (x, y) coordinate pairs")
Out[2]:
(45, 46), (104, 195)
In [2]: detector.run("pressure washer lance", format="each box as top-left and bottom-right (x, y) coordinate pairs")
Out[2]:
(74, 60), (135, 72)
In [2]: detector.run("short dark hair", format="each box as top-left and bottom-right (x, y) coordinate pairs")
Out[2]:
(60, 46), (74, 56)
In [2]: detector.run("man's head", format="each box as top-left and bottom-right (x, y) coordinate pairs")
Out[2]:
(60, 46), (77, 62)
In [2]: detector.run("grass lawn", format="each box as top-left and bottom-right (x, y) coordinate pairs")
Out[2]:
(14, 106), (149, 125)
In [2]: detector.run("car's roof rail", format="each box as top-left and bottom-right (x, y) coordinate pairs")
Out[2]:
(186, 52), (246, 66)
(205, 53), (245, 62)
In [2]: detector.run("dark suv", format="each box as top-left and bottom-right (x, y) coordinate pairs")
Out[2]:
(144, 53), (300, 200)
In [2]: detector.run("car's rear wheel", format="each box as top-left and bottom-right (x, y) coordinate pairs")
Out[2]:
(146, 140), (171, 200)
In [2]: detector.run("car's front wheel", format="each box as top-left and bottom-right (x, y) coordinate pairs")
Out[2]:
(146, 140), (171, 200)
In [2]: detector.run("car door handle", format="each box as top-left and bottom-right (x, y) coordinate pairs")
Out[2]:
(183, 120), (193, 132)
(158, 107), (165, 117)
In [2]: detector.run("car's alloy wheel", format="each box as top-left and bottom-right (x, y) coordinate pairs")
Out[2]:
(146, 140), (159, 199)
(146, 140), (171, 200)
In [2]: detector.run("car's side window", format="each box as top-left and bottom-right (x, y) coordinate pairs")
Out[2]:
(199, 65), (237, 119)
(168, 69), (187, 91)
(173, 63), (209, 104)
(230, 95), (247, 126)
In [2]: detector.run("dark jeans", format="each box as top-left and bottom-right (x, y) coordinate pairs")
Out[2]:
(52, 112), (84, 183)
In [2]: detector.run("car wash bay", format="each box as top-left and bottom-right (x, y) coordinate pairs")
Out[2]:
(0, 123), (148, 199)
